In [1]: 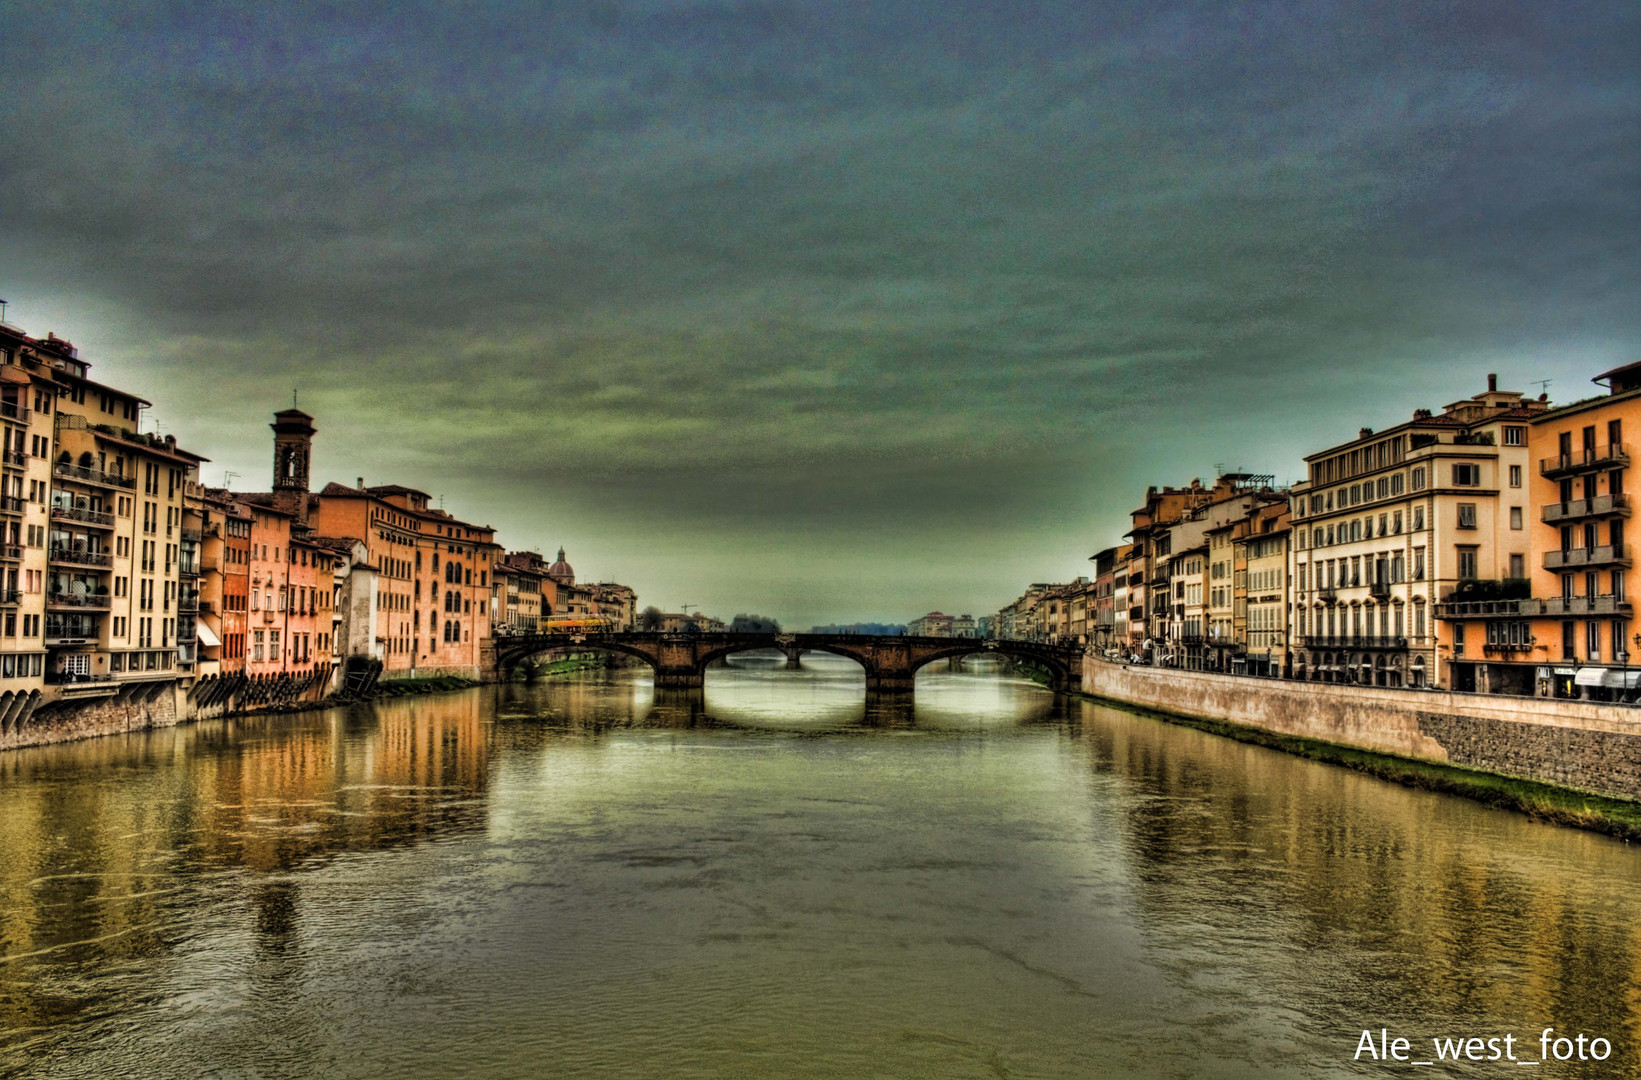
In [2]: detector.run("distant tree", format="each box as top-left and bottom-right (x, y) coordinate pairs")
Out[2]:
(729, 613), (781, 634)
(640, 605), (663, 631)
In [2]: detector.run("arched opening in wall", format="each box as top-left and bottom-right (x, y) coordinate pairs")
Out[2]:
(703, 645), (867, 728)
(1374, 654), (1388, 687)
(1409, 656), (1427, 689)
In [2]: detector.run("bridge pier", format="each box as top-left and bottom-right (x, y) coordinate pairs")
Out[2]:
(654, 669), (705, 690)
(865, 674), (915, 694)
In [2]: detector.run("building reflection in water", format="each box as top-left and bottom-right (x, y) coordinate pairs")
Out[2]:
(0, 693), (491, 1047)
(1067, 699), (1641, 1077)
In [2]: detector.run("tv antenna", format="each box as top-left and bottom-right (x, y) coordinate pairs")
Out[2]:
(681, 603), (696, 615)
(223, 470), (240, 487)
(1532, 379), (1552, 397)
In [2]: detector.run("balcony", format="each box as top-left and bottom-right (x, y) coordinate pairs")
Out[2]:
(1482, 641), (1536, 656)
(1435, 598), (1544, 619)
(178, 559), (198, 578)
(1316, 587), (1338, 602)
(0, 590), (20, 606)
(46, 590), (111, 611)
(52, 462), (136, 490)
(179, 591), (200, 613)
(45, 618), (102, 642)
(45, 671), (116, 690)
(1368, 579), (1391, 599)
(181, 527), (201, 542)
(49, 545), (113, 569)
(0, 402), (31, 425)
(0, 495), (25, 516)
(50, 504), (115, 529)
(1300, 635), (1409, 649)
(1543, 595), (1633, 616)
(1, 449), (26, 469)
(1544, 544), (1630, 570)
(1541, 443), (1629, 477)
(1542, 494), (1630, 524)
(0, 544), (20, 562)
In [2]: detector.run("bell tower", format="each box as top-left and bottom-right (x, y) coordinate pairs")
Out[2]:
(271, 408), (316, 524)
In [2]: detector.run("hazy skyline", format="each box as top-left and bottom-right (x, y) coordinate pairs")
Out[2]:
(4, 1), (1638, 628)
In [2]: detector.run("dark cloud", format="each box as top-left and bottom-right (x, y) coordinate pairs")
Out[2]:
(2, 0), (1637, 628)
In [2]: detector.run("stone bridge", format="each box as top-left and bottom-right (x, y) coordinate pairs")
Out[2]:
(486, 632), (1084, 693)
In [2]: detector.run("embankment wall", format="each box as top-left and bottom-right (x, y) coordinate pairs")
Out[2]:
(1082, 662), (1641, 801)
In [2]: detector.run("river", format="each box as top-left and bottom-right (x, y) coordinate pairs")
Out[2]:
(2, 653), (1640, 1079)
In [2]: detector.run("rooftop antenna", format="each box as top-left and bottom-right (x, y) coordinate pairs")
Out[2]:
(1533, 379), (1552, 397)
(681, 603), (696, 615)
(223, 470), (240, 487)
(293, 388), (299, 408)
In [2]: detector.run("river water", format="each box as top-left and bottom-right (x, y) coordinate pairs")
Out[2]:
(3, 653), (1641, 1079)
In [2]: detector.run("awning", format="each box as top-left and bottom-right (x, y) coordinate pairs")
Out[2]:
(1574, 667), (1641, 688)
(194, 622), (221, 647)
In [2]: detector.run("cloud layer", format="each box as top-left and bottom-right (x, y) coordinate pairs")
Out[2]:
(4, 0), (1638, 626)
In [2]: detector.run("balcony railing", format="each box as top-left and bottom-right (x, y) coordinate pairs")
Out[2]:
(181, 527), (201, 542)
(0, 590), (20, 606)
(45, 618), (101, 641)
(178, 560), (198, 578)
(1544, 544), (1630, 570)
(1544, 595), (1633, 616)
(0, 496), (25, 515)
(0, 544), (20, 562)
(52, 462), (136, 490)
(46, 591), (111, 610)
(1542, 494), (1630, 524)
(1482, 641), (1536, 656)
(1, 449), (26, 468)
(179, 593), (200, 612)
(0, 402), (31, 424)
(1368, 579), (1391, 598)
(1299, 634), (1409, 649)
(49, 504), (116, 528)
(1315, 587), (1338, 602)
(49, 545), (113, 568)
(1435, 598), (1544, 619)
(1541, 443), (1630, 477)
(45, 671), (114, 687)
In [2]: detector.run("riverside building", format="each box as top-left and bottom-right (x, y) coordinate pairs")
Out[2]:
(1291, 376), (1545, 690)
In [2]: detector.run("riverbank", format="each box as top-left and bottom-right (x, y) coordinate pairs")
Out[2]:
(1079, 661), (1641, 841)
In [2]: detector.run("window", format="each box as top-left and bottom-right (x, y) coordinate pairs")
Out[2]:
(1457, 548), (1478, 580)
(1509, 464), (1522, 488)
(1510, 507), (1523, 530)
(1453, 464), (1480, 486)
(1587, 620), (1601, 661)
(1503, 426), (1525, 446)
(1509, 553), (1524, 579)
(1392, 511), (1403, 534)
(1411, 467), (1426, 491)
(1413, 506), (1425, 531)
(1562, 621), (1576, 660)
(1457, 503), (1477, 529)
(1413, 548), (1426, 580)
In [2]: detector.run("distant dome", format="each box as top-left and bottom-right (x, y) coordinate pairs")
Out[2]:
(546, 546), (575, 584)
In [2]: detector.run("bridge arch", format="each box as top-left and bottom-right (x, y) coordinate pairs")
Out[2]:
(493, 636), (661, 678)
(906, 641), (1074, 690)
(694, 640), (872, 676)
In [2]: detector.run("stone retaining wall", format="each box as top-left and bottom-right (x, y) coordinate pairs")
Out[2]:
(1083, 661), (1641, 801)
(0, 686), (181, 752)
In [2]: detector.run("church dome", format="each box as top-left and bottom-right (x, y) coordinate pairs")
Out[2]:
(546, 546), (575, 584)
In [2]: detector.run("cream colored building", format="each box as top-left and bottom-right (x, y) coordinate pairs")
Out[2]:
(1289, 376), (1545, 688)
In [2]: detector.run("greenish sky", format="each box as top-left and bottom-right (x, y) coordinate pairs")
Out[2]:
(3, 1), (1638, 628)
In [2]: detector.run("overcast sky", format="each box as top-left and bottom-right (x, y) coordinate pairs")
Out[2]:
(3, 1), (1637, 628)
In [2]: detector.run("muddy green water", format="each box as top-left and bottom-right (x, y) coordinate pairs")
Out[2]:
(3, 654), (1640, 1079)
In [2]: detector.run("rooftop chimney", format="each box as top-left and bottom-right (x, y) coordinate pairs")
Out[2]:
(1488, 373), (1498, 392)
(357, 477), (365, 489)
(1359, 427), (1373, 439)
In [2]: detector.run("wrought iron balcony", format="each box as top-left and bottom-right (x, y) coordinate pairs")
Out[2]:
(1542, 494), (1630, 524)
(1368, 579), (1392, 599)
(1544, 544), (1630, 570)
(1315, 586), (1338, 602)
(44, 617), (102, 642)
(46, 590), (111, 610)
(1541, 443), (1630, 477)
(1, 449), (26, 468)
(52, 462), (136, 490)
(49, 545), (112, 568)
(1299, 634), (1409, 649)
(0, 589), (20, 606)
(1482, 641), (1536, 656)
(44, 671), (114, 687)
(0, 402), (31, 424)
(0, 495), (26, 515)
(49, 504), (116, 528)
